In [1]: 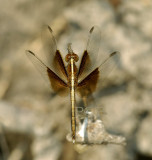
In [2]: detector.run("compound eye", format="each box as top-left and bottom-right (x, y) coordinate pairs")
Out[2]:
(65, 54), (71, 62)
(74, 54), (79, 62)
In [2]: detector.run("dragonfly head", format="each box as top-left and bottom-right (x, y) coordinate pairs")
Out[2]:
(65, 43), (79, 62)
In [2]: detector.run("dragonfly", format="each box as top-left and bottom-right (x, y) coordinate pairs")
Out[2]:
(26, 26), (119, 144)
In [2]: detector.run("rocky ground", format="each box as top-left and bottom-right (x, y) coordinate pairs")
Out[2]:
(0, 0), (152, 160)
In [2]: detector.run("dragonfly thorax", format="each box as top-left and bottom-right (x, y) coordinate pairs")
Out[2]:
(65, 53), (79, 62)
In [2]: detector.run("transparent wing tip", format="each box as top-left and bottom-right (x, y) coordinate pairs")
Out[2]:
(110, 51), (120, 57)
(90, 26), (94, 33)
(26, 50), (35, 56)
(47, 25), (53, 33)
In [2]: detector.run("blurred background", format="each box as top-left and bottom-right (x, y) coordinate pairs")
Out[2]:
(0, 0), (152, 160)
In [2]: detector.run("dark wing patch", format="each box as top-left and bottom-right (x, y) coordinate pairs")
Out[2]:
(47, 67), (69, 96)
(54, 50), (68, 79)
(26, 50), (69, 96)
(77, 50), (91, 78)
(77, 68), (99, 97)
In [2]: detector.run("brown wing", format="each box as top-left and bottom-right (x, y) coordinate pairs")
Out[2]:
(77, 26), (101, 83)
(41, 26), (68, 82)
(77, 26), (120, 97)
(26, 50), (69, 96)
(77, 51), (120, 97)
